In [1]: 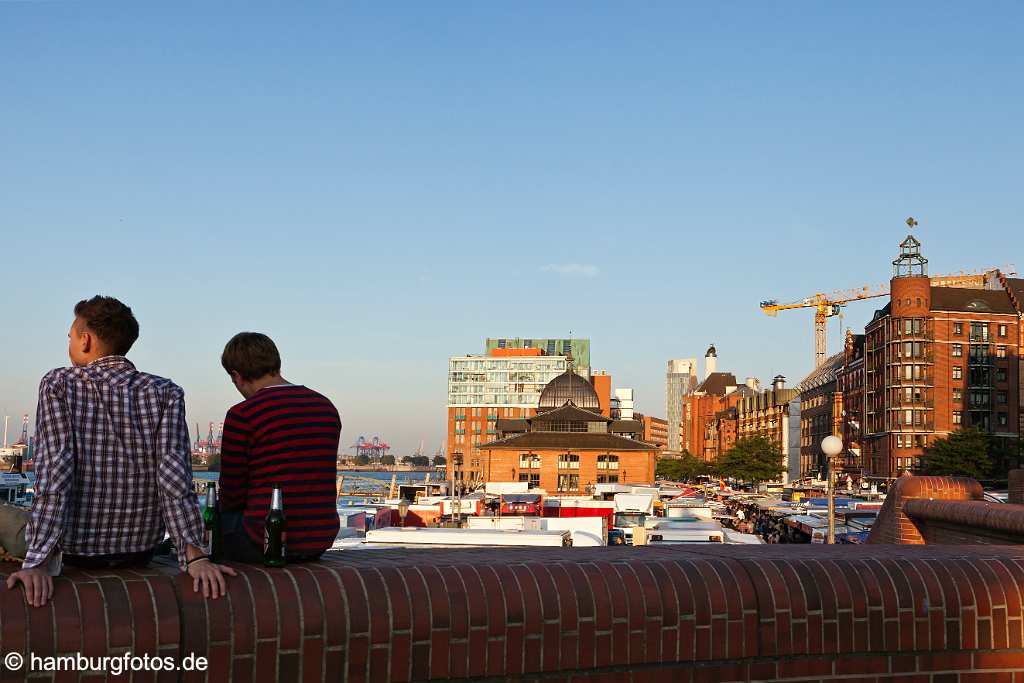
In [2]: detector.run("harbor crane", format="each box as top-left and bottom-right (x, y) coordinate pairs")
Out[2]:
(760, 284), (889, 369)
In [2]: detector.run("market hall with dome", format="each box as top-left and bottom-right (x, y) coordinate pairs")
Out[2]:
(476, 366), (659, 493)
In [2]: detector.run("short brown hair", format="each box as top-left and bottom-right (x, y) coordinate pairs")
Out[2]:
(74, 296), (140, 355)
(221, 332), (281, 381)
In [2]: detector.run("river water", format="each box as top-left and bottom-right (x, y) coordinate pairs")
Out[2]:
(193, 469), (433, 505)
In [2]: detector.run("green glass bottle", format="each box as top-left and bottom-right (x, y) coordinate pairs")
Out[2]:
(263, 486), (287, 567)
(202, 483), (222, 561)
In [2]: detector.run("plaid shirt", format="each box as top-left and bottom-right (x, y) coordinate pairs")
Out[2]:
(24, 356), (205, 572)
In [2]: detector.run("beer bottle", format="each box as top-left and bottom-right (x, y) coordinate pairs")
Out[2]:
(202, 482), (222, 561)
(264, 486), (287, 567)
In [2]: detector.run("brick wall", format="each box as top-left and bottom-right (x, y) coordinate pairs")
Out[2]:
(1010, 469), (1024, 505)
(868, 473), (1024, 545)
(4, 544), (1024, 682)
(868, 474), (984, 544)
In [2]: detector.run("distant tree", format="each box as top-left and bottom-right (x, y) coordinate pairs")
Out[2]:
(400, 455), (413, 465)
(354, 453), (371, 466)
(656, 451), (707, 482)
(922, 427), (992, 479)
(410, 456), (431, 467)
(380, 454), (396, 466)
(204, 452), (221, 472)
(433, 455), (447, 467)
(713, 437), (785, 485)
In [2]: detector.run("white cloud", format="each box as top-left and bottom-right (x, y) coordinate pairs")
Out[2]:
(541, 263), (600, 277)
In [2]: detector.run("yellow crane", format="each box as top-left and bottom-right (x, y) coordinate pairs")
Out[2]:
(760, 284), (889, 369)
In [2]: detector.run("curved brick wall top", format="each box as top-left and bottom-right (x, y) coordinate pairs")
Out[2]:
(868, 475), (984, 544)
(3, 544), (1024, 682)
(904, 499), (1024, 542)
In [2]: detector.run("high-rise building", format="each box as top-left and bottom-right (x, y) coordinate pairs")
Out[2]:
(611, 388), (635, 419)
(485, 338), (591, 375)
(666, 358), (698, 453)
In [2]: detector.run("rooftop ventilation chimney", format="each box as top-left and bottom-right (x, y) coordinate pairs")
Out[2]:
(772, 375), (786, 391)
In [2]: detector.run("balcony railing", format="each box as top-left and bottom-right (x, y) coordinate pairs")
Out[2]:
(891, 331), (935, 341)
(888, 398), (933, 407)
(888, 422), (936, 432)
(887, 378), (935, 387)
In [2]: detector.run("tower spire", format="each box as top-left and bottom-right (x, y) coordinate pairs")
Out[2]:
(893, 217), (928, 277)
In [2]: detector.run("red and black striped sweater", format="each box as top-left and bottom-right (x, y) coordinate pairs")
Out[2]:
(219, 385), (341, 555)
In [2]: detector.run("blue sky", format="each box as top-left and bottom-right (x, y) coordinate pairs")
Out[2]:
(2, 2), (1022, 455)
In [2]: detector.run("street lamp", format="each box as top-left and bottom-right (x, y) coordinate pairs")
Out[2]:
(821, 435), (843, 544)
(397, 499), (410, 528)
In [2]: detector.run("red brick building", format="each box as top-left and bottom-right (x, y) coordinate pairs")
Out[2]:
(862, 234), (1021, 478)
(638, 414), (669, 449)
(836, 330), (866, 473)
(478, 369), (658, 492)
(681, 372), (740, 460)
(798, 353), (844, 479)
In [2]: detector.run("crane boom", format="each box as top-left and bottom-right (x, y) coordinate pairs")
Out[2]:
(760, 266), (1013, 369)
(759, 284), (889, 368)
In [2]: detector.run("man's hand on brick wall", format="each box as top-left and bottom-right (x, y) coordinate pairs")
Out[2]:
(5, 566), (52, 607)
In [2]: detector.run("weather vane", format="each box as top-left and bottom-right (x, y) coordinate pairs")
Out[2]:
(906, 216), (918, 231)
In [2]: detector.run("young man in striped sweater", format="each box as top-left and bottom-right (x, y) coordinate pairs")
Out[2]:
(218, 333), (342, 563)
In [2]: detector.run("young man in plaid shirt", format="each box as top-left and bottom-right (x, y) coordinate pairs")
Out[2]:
(4, 296), (235, 607)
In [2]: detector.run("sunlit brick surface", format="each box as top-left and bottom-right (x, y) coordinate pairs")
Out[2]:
(3, 544), (1024, 681)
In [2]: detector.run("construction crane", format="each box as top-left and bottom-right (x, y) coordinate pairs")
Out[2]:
(760, 284), (889, 369)
(760, 265), (1017, 369)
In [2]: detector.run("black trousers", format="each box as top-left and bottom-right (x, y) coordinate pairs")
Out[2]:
(220, 511), (323, 565)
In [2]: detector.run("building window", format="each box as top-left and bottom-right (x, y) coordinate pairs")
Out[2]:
(997, 346), (1007, 358)
(558, 453), (580, 470)
(518, 473), (540, 487)
(953, 389), (962, 402)
(953, 411), (962, 425)
(997, 391), (1008, 405)
(597, 474), (619, 484)
(971, 323), (989, 342)
(952, 344), (962, 358)
(953, 323), (963, 335)
(999, 324), (1008, 337)
(519, 453), (541, 469)
(597, 454), (620, 470)
(997, 368), (1008, 382)
(953, 366), (962, 380)
(557, 473), (580, 491)
(999, 413), (1008, 427)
